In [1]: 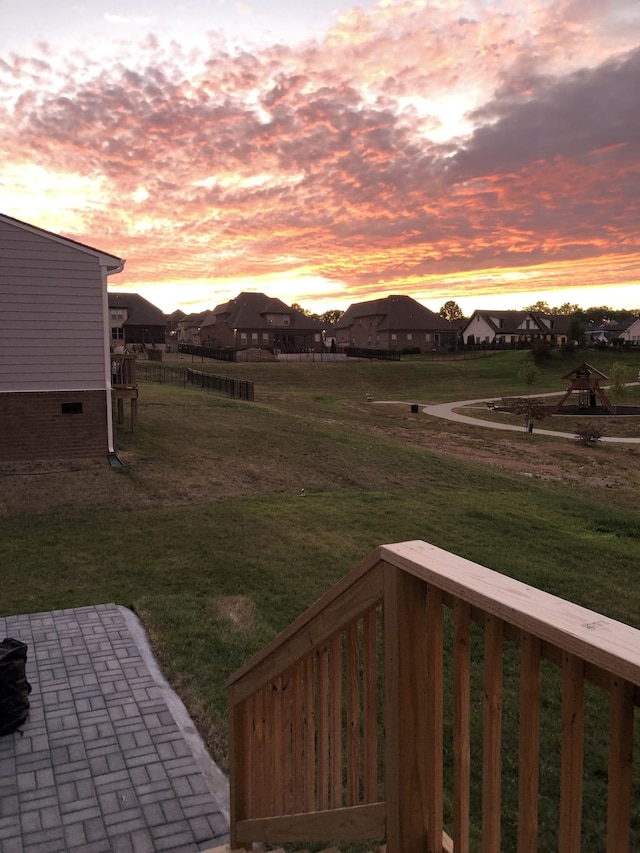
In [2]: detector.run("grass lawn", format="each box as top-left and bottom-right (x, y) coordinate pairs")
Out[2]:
(1, 347), (639, 849)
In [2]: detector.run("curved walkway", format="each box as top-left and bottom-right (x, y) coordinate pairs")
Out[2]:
(421, 394), (640, 444)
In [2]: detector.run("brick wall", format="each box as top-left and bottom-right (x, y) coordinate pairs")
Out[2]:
(0, 391), (109, 462)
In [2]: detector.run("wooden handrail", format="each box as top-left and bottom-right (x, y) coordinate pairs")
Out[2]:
(227, 540), (640, 852)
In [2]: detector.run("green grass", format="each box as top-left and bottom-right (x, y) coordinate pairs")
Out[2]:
(2, 349), (640, 850)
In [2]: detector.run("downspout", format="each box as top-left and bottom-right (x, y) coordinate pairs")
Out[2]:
(101, 259), (126, 464)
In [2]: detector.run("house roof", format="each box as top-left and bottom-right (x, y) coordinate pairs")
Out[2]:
(336, 295), (454, 331)
(208, 292), (323, 330)
(462, 309), (572, 336)
(108, 292), (167, 326)
(1, 212), (125, 274)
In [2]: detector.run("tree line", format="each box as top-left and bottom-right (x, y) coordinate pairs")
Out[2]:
(293, 300), (640, 326)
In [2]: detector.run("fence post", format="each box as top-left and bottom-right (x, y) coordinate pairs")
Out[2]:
(383, 563), (430, 852)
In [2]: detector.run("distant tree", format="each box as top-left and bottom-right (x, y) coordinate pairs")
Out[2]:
(291, 302), (312, 316)
(439, 300), (465, 321)
(556, 302), (581, 315)
(319, 309), (345, 325)
(577, 305), (614, 324)
(524, 300), (551, 313)
(567, 315), (586, 347)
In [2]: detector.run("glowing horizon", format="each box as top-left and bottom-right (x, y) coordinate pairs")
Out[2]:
(2, 0), (640, 314)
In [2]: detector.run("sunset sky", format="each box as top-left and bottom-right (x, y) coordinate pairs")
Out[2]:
(2, 0), (640, 315)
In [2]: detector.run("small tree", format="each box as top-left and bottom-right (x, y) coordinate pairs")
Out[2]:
(530, 339), (552, 363)
(511, 397), (548, 432)
(519, 360), (539, 389)
(609, 361), (630, 413)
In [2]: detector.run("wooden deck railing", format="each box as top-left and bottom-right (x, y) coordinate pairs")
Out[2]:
(226, 540), (640, 852)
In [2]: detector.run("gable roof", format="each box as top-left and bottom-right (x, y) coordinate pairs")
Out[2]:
(1, 212), (125, 274)
(462, 309), (572, 336)
(108, 292), (166, 326)
(209, 292), (323, 330)
(336, 295), (454, 331)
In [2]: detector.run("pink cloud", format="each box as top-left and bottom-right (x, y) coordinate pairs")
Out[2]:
(1, 1), (639, 306)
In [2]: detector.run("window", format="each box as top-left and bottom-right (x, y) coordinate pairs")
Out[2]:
(407, 333), (413, 342)
(283, 317), (290, 326)
(314, 333), (321, 342)
(251, 332), (258, 343)
(240, 332), (247, 344)
(262, 333), (269, 343)
(110, 309), (124, 321)
(425, 333), (432, 342)
(111, 327), (124, 340)
(391, 333), (397, 342)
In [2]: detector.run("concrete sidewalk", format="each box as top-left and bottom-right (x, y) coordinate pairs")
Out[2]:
(0, 604), (230, 853)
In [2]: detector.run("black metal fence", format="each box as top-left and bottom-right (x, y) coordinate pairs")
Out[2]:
(178, 344), (237, 362)
(137, 362), (254, 401)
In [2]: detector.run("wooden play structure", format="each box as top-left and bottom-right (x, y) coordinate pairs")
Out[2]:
(553, 362), (615, 414)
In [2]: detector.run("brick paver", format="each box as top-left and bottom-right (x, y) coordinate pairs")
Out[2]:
(0, 605), (229, 852)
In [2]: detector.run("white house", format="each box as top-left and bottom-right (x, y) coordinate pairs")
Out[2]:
(0, 213), (125, 462)
(460, 310), (570, 345)
(617, 317), (640, 345)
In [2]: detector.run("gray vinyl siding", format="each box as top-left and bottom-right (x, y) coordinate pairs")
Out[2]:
(0, 219), (108, 392)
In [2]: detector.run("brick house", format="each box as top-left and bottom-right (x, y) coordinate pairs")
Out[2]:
(334, 295), (459, 352)
(108, 292), (167, 349)
(0, 213), (125, 462)
(200, 292), (325, 352)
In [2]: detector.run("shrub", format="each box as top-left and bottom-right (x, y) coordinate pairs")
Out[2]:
(575, 421), (603, 445)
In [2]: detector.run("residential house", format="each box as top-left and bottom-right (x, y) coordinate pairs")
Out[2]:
(618, 317), (640, 346)
(0, 212), (125, 462)
(200, 292), (325, 352)
(334, 295), (459, 352)
(587, 317), (637, 346)
(174, 311), (212, 345)
(460, 310), (571, 346)
(108, 291), (167, 349)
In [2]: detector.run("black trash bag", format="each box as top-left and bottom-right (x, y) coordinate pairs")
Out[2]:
(0, 638), (32, 736)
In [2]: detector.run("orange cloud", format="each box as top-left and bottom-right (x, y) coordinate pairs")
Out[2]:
(1, 1), (639, 310)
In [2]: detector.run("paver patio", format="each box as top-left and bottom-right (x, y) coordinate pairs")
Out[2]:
(0, 604), (230, 853)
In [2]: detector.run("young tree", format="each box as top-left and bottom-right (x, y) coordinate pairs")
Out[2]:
(439, 300), (465, 321)
(511, 397), (548, 432)
(609, 361), (630, 413)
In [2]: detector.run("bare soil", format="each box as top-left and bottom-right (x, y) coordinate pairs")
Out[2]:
(2, 393), (639, 518)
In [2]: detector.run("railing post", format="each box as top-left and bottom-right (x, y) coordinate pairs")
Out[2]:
(383, 564), (430, 852)
(228, 689), (247, 850)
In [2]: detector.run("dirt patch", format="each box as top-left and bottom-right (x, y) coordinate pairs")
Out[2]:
(210, 596), (256, 630)
(236, 347), (278, 362)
